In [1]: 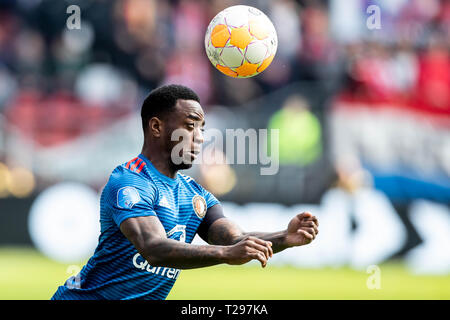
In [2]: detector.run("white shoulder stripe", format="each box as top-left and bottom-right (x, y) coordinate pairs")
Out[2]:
(179, 174), (193, 182)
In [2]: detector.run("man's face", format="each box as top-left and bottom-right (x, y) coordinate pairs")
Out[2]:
(163, 99), (205, 170)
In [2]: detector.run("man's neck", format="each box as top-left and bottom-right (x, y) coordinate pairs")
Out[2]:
(141, 144), (178, 179)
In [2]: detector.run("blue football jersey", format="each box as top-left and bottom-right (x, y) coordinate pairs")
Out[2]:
(51, 154), (219, 300)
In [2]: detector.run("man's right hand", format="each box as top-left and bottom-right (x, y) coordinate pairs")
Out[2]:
(223, 236), (273, 268)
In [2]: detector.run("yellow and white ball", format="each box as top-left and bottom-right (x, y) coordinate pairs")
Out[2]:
(205, 5), (278, 78)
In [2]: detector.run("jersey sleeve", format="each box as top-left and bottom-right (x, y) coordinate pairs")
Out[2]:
(105, 169), (158, 227)
(201, 185), (220, 209)
(196, 202), (225, 241)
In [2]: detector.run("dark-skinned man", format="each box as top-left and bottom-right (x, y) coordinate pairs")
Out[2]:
(52, 84), (319, 300)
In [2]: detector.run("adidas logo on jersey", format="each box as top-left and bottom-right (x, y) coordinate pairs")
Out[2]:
(158, 195), (172, 209)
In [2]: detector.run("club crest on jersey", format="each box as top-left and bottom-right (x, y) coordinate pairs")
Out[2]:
(192, 195), (207, 219)
(117, 187), (141, 209)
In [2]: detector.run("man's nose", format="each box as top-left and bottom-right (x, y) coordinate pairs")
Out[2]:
(194, 126), (204, 144)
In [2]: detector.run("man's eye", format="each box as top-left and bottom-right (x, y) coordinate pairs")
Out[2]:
(187, 123), (195, 128)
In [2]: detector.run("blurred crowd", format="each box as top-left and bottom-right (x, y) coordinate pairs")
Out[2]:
(337, 0), (450, 115)
(0, 0), (448, 146)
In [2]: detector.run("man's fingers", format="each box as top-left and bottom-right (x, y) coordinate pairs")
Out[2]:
(248, 241), (271, 260)
(297, 229), (314, 239)
(248, 237), (273, 258)
(257, 239), (273, 258)
(248, 251), (267, 268)
(303, 227), (317, 238)
(301, 220), (318, 228)
(250, 236), (271, 246)
(306, 215), (319, 227)
(296, 212), (312, 221)
(297, 229), (314, 242)
(259, 253), (267, 268)
(301, 221), (319, 235)
(263, 241), (273, 258)
(302, 215), (318, 224)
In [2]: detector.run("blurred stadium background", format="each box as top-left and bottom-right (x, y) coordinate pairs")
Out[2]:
(0, 0), (449, 299)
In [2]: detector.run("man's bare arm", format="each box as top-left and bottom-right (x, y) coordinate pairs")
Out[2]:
(205, 218), (289, 253)
(202, 205), (319, 254)
(120, 215), (272, 269)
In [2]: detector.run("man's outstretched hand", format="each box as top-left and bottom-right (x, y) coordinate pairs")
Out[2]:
(224, 236), (273, 268)
(284, 212), (319, 247)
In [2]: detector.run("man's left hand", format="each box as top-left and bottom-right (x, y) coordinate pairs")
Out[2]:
(284, 212), (319, 247)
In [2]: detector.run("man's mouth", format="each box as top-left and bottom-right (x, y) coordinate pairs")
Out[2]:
(188, 147), (201, 155)
(186, 149), (201, 159)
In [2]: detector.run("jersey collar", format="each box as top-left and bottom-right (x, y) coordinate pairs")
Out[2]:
(138, 154), (179, 187)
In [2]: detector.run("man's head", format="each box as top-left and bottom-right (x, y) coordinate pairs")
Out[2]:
(141, 84), (205, 170)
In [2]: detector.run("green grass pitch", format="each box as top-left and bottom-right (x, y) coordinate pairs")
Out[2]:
(0, 247), (448, 300)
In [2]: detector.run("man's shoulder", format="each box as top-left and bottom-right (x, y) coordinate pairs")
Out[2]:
(106, 160), (155, 195)
(100, 167), (157, 210)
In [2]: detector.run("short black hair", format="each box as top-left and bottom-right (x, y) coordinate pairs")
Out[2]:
(141, 84), (200, 132)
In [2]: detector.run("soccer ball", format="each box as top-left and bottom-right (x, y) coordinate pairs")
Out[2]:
(204, 5), (278, 78)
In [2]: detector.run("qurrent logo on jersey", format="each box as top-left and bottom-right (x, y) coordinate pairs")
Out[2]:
(132, 253), (181, 280)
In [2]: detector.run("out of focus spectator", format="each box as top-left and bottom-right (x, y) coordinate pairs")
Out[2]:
(0, 0), (448, 199)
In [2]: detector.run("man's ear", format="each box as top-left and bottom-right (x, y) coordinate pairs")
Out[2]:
(149, 117), (163, 138)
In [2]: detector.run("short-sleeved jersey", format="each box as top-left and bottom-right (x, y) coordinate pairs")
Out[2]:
(51, 154), (219, 300)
